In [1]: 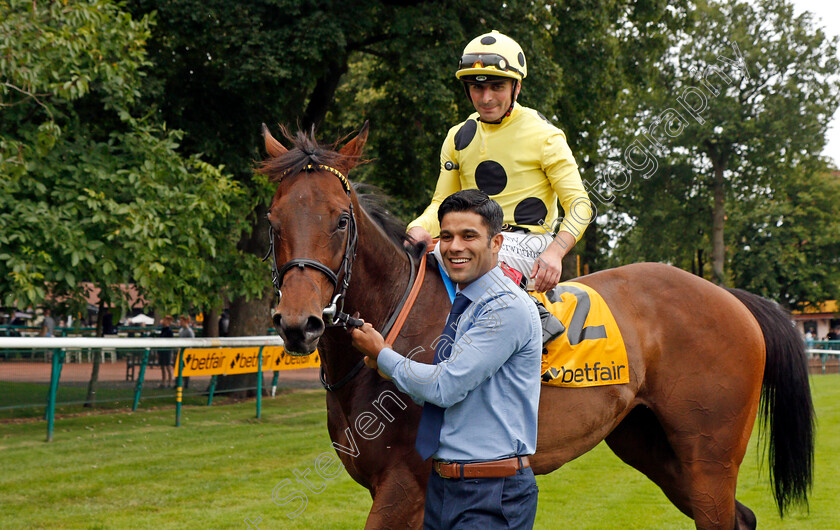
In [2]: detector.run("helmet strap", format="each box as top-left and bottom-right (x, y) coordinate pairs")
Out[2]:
(504, 80), (519, 118)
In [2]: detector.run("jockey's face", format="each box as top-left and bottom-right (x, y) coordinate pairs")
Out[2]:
(439, 211), (503, 289)
(467, 79), (518, 122)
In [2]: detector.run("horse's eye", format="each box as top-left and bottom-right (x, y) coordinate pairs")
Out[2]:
(337, 215), (349, 230)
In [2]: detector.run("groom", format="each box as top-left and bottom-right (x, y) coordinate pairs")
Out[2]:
(351, 189), (542, 529)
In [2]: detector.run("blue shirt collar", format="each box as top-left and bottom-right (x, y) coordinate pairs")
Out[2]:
(456, 264), (507, 302)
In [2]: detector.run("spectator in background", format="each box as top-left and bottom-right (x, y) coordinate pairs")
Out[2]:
(9, 308), (26, 336)
(10, 309), (25, 326)
(827, 327), (839, 351)
(158, 315), (174, 388)
(178, 315), (195, 339)
(178, 315), (195, 389)
(40, 308), (56, 337)
(102, 309), (116, 335)
(218, 309), (230, 337)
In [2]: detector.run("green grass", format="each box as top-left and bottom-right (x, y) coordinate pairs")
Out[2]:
(1, 375), (838, 529)
(0, 382), (209, 419)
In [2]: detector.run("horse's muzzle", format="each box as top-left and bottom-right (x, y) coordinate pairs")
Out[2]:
(273, 311), (324, 355)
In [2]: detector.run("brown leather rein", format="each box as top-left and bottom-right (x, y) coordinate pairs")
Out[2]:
(385, 250), (427, 345)
(319, 249), (428, 392)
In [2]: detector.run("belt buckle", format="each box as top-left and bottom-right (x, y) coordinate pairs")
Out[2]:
(435, 461), (455, 479)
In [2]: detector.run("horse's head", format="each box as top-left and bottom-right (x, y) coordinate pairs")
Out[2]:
(261, 123), (369, 355)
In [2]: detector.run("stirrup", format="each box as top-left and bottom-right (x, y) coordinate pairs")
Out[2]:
(499, 261), (564, 346)
(530, 294), (565, 347)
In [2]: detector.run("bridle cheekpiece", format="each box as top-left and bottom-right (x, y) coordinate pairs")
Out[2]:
(264, 163), (360, 329)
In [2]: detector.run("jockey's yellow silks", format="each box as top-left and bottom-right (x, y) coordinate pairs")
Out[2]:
(408, 103), (593, 239)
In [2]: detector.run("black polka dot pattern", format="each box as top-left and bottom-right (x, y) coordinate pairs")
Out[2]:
(475, 160), (508, 195)
(481, 36), (497, 45)
(514, 197), (548, 226)
(454, 119), (477, 151)
(518, 52), (525, 67)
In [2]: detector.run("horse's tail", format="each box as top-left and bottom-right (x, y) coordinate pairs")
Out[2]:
(726, 287), (814, 516)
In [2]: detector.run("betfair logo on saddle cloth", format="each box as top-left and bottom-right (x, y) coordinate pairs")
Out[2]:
(177, 347), (320, 377)
(533, 282), (629, 387)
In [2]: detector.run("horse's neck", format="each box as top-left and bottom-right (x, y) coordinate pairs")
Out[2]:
(319, 211), (412, 394)
(346, 214), (412, 328)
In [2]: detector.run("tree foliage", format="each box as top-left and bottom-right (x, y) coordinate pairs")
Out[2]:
(0, 0), (241, 316)
(115, 0), (694, 340)
(5, 0), (837, 331)
(729, 164), (840, 309)
(602, 0), (840, 299)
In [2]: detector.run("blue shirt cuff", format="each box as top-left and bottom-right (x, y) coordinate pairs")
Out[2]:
(376, 347), (401, 378)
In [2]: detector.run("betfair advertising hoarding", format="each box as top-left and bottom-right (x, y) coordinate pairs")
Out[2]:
(176, 346), (320, 377)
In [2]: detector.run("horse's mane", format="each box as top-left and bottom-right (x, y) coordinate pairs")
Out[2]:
(260, 126), (424, 258)
(261, 126), (352, 184)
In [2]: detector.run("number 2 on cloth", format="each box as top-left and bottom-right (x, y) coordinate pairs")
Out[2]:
(554, 285), (607, 346)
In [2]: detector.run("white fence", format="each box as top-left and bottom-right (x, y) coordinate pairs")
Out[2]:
(0, 336), (287, 441)
(0, 335), (284, 349)
(807, 348), (840, 376)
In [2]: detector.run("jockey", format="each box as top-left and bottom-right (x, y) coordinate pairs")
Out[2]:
(407, 30), (593, 295)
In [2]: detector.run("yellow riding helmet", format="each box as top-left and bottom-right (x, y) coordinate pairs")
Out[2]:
(455, 30), (527, 82)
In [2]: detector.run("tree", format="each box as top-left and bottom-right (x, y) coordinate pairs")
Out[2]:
(729, 166), (840, 310)
(324, 0), (690, 276)
(123, 0), (695, 378)
(0, 0), (240, 403)
(601, 0), (840, 288)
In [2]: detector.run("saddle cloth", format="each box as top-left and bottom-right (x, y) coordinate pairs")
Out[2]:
(532, 282), (629, 388)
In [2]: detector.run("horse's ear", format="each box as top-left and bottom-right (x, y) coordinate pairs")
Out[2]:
(338, 121), (369, 168)
(262, 123), (288, 158)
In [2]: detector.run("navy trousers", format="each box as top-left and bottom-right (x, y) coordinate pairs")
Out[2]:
(423, 466), (538, 529)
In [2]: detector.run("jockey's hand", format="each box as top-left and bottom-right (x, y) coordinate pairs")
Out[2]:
(407, 226), (433, 247)
(530, 231), (575, 292)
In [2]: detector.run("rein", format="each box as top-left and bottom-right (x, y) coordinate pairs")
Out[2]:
(318, 250), (427, 392)
(266, 163), (428, 391)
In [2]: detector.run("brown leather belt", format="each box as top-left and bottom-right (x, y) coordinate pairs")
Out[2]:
(433, 456), (530, 479)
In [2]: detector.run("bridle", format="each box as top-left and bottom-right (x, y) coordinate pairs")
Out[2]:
(264, 162), (427, 392)
(265, 163), (361, 329)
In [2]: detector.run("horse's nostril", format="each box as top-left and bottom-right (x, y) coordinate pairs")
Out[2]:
(305, 315), (325, 337)
(272, 312), (283, 329)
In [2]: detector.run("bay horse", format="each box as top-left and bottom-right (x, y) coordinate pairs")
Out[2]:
(260, 123), (813, 529)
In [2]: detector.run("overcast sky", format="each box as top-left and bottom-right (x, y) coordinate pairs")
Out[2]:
(787, 0), (840, 167)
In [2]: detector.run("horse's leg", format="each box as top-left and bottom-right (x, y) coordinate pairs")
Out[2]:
(652, 380), (761, 529)
(606, 405), (757, 529)
(735, 501), (757, 530)
(604, 406), (694, 518)
(365, 463), (428, 529)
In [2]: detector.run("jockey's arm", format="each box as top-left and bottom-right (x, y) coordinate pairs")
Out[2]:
(407, 138), (462, 243)
(530, 133), (593, 291)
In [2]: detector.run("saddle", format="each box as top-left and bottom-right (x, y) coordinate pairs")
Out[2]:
(497, 262), (629, 388)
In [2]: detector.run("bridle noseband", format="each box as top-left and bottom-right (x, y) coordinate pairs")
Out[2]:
(265, 164), (360, 328)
